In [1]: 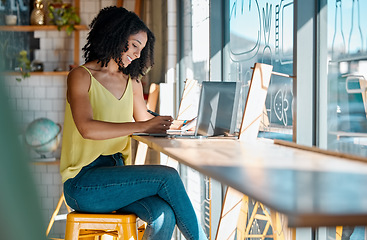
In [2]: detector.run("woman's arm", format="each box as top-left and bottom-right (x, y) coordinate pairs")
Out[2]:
(67, 68), (172, 140)
(131, 79), (155, 121)
(131, 79), (174, 130)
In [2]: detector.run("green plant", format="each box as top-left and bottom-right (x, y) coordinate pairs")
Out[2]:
(48, 1), (80, 36)
(15, 50), (31, 82)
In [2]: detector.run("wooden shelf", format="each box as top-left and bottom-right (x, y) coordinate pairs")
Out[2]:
(31, 71), (69, 76)
(0, 25), (88, 32)
(32, 159), (60, 165)
(1, 1), (85, 71)
(5, 71), (69, 76)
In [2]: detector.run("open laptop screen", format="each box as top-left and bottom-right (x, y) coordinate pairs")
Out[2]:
(195, 82), (237, 136)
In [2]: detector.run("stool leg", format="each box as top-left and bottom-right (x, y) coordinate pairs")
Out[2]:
(65, 221), (80, 240)
(138, 225), (145, 240)
(117, 223), (137, 240)
(46, 194), (65, 236)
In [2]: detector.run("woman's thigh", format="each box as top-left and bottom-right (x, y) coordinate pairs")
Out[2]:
(64, 164), (179, 213)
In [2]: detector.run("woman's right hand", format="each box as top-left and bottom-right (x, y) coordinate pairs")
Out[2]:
(143, 116), (174, 134)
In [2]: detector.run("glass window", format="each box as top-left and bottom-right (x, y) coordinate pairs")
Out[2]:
(179, 0), (210, 84)
(177, 1), (211, 239)
(326, 0), (367, 157)
(224, 0), (294, 140)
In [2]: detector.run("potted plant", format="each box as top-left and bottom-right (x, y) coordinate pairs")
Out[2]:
(48, 0), (80, 35)
(15, 50), (31, 82)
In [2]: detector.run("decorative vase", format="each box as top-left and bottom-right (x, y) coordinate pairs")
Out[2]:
(5, 14), (17, 25)
(30, 0), (45, 25)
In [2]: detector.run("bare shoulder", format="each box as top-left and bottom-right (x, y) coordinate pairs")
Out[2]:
(66, 66), (93, 103)
(67, 66), (92, 90)
(131, 77), (143, 93)
(68, 66), (90, 82)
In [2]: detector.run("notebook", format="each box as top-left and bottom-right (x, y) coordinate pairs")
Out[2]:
(141, 81), (238, 138)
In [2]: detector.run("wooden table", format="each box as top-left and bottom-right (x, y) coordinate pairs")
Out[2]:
(132, 135), (367, 228)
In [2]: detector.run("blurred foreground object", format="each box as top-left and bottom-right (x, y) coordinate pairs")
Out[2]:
(0, 75), (45, 239)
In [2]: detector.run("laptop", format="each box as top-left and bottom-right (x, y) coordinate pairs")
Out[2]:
(143, 81), (238, 138)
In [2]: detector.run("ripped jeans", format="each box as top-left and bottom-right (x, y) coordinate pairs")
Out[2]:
(63, 153), (208, 240)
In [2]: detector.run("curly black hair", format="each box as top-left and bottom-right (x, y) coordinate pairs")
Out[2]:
(82, 6), (155, 79)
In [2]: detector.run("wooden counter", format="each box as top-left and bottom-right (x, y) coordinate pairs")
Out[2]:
(132, 135), (367, 227)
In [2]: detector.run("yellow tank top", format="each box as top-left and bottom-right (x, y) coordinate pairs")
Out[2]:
(60, 65), (133, 183)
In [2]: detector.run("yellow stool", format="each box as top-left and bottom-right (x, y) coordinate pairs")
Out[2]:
(65, 211), (138, 240)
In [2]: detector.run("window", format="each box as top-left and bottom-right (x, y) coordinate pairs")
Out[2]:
(177, 1), (211, 239)
(326, 0), (367, 157)
(178, 0), (209, 84)
(224, 0), (294, 140)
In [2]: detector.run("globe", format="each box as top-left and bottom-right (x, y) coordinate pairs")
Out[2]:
(25, 118), (62, 160)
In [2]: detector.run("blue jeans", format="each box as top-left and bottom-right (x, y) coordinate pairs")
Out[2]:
(64, 153), (208, 240)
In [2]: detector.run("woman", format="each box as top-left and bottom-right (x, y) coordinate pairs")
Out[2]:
(60, 6), (207, 240)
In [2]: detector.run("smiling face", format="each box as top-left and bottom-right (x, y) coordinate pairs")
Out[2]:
(121, 31), (148, 67)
